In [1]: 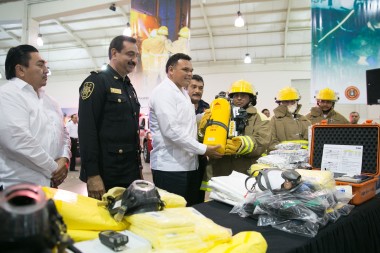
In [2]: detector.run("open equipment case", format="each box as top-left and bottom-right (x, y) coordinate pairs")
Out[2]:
(309, 122), (380, 205)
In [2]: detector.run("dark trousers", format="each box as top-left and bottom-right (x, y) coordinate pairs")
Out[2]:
(152, 169), (201, 207)
(70, 137), (78, 171)
(197, 155), (208, 203)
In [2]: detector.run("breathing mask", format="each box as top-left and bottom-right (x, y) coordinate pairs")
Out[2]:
(287, 103), (298, 114)
(245, 168), (302, 194)
(229, 106), (248, 137)
(110, 180), (165, 222)
(0, 183), (75, 253)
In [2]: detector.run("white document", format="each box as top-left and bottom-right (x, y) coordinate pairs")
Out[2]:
(321, 144), (363, 176)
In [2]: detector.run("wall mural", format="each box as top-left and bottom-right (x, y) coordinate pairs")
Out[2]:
(311, 0), (380, 104)
(128, 0), (191, 110)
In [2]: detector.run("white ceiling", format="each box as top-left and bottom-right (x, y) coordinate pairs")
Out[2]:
(0, 0), (311, 77)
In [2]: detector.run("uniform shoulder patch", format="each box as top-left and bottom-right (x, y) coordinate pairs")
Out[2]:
(81, 82), (95, 100)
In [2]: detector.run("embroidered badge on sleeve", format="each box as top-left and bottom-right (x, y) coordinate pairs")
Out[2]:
(81, 82), (95, 100)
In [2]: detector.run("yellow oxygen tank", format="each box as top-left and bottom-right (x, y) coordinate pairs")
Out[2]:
(203, 98), (231, 154)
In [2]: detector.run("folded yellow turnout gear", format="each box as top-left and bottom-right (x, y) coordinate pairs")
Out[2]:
(127, 208), (232, 252)
(130, 225), (208, 252)
(157, 188), (187, 208)
(66, 229), (103, 242)
(207, 231), (268, 253)
(42, 187), (129, 242)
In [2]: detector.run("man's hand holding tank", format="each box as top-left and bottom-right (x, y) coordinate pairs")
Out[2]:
(204, 144), (223, 159)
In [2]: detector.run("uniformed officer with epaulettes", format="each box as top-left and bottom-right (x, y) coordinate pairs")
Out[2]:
(78, 35), (143, 200)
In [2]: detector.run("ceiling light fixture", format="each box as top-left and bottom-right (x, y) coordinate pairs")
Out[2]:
(123, 22), (131, 36)
(234, 0), (244, 27)
(244, 53), (252, 64)
(244, 24), (251, 64)
(109, 3), (116, 11)
(36, 33), (43, 47)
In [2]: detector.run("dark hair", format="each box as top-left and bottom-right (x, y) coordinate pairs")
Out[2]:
(350, 111), (359, 116)
(261, 109), (269, 113)
(192, 74), (204, 84)
(108, 35), (137, 60)
(165, 53), (191, 73)
(5, 45), (39, 80)
(70, 114), (77, 119)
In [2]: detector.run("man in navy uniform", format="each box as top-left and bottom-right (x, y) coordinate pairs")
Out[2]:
(186, 74), (210, 203)
(78, 36), (142, 200)
(186, 74), (210, 115)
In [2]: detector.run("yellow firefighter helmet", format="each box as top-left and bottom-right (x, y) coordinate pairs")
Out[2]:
(228, 80), (257, 97)
(275, 86), (300, 102)
(157, 26), (168, 36)
(178, 26), (190, 38)
(315, 88), (338, 101)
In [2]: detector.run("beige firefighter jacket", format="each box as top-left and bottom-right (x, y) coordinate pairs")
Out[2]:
(306, 106), (349, 125)
(269, 104), (311, 151)
(206, 105), (271, 179)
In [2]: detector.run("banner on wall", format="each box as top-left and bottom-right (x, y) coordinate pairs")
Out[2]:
(128, 0), (191, 110)
(311, 0), (380, 104)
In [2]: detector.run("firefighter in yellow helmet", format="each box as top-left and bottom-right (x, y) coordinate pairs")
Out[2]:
(268, 86), (311, 151)
(178, 26), (190, 38)
(141, 26), (171, 95)
(200, 80), (271, 179)
(306, 88), (349, 124)
(141, 29), (157, 72)
(157, 26), (168, 36)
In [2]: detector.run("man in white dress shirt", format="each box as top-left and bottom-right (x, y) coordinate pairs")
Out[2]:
(0, 44), (71, 189)
(149, 53), (222, 206)
(66, 114), (79, 171)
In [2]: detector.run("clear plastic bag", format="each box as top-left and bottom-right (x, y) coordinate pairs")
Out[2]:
(231, 179), (354, 237)
(275, 143), (302, 150)
(256, 154), (311, 170)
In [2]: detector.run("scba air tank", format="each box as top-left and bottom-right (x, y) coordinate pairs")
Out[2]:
(203, 97), (231, 154)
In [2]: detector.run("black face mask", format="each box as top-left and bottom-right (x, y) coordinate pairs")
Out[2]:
(0, 183), (74, 253)
(108, 180), (165, 222)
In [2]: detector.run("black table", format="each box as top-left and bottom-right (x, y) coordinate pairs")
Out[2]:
(193, 194), (380, 253)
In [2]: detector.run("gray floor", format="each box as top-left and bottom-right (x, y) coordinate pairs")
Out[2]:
(60, 156), (153, 195)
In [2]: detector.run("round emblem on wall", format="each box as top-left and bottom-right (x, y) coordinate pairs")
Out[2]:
(344, 86), (360, 100)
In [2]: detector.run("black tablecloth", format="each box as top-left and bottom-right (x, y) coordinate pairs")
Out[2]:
(193, 194), (380, 253)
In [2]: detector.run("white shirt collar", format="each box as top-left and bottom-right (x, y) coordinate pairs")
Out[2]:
(11, 77), (44, 98)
